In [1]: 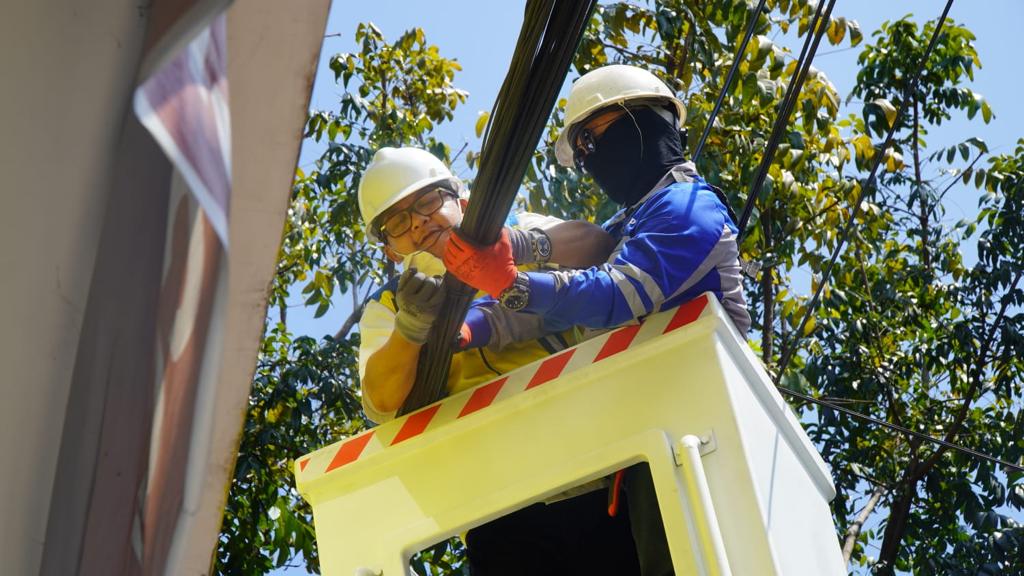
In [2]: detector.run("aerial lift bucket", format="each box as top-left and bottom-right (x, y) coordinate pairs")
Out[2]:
(294, 293), (847, 575)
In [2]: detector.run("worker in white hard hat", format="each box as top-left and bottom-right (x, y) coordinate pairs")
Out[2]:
(443, 64), (752, 575)
(356, 146), (639, 575)
(356, 146), (617, 423)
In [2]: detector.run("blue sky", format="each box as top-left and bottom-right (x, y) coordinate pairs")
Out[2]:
(275, 2), (1023, 573)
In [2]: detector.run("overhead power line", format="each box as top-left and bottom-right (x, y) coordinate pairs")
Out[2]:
(736, 0), (837, 239)
(773, 0), (956, 380)
(693, 0), (769, 163)
(777, 385), (1024, 474)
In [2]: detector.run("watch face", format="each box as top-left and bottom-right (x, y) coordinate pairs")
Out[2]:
(535, 234), (552, 260)
(501, 290), (529, 311)
(501, 272), (531, 310)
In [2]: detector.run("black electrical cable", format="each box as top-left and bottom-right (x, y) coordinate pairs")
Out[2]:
(776, 385), (1024, 474)
(692, 0), (769, 163)
(736, 0), (837, 240)
(773, 0), (955, 381)
(399, 0), (597, 415)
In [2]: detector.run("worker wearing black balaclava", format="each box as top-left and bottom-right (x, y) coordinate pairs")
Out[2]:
(579, 106), (685, 207)
(442, 64), (752, 576)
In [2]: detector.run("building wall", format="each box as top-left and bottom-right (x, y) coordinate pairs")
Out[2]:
(0, 1), (151, 573)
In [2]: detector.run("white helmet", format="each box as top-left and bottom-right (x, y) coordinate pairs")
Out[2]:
(554, 64), (687, 167)
(358, 147), (457, 242)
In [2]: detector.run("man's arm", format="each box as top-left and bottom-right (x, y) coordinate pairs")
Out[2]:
(508, 217), (615, 268)
(362, 329), (421, 419)
(543, 220), (617, 268)
(360, 217), (618, 417)
(524, 191), (726, 330)
(448, 184), (732, 333)
(358, 270), (444, 423)
(455, 218), (616, 350)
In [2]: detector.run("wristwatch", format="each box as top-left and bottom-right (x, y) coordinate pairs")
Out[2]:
(530, 228), (553, 263)
(499, 272), (531, 311)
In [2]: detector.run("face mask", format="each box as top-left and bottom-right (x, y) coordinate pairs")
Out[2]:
(581, 106), (685, 207)
(403, 250), (447, 277)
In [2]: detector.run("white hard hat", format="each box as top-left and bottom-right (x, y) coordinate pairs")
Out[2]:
(554, 65), (687, 167)
(358, 147), (457, 242)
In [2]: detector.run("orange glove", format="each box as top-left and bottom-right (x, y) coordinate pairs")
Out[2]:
(454, 323), (474, 351)
(443, 228), (518, 298)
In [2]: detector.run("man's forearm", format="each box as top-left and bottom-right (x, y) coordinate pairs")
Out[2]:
(522, 266), (646, 331)
(466, 301), (549, 350)
(363, 331), (422, 415)
(545, 220), (616, 267)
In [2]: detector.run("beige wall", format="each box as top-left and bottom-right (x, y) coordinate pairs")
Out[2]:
(0, 0), (330, 573)
(0, 1), (150, 573)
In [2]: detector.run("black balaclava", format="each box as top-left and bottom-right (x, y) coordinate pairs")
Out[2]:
(581, 106), (685, 207)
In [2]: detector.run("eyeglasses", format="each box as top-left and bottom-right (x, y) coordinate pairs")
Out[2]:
(378, 187), (456, 239)
(572, 109), (628, 171)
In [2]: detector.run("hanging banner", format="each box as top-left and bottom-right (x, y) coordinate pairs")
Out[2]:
(133, 14), (231, 574)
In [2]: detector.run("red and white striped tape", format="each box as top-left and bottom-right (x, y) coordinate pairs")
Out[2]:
(297, 294), (711, 479)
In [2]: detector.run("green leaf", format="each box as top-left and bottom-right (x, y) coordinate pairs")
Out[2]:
(802, 314), (817, 336)
(827, 17), (846, 45)
(967, 137), (988, 154)
(848, 20), (863, 46)
(872, 98), (897, 129)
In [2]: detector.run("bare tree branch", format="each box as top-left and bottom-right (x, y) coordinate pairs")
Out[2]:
(933, 151), (987, 204)
(600, 41), (651, 62)
(843, 484), (887, 565)
(451, 140), (469, 165)
(334, 282), (374, 341)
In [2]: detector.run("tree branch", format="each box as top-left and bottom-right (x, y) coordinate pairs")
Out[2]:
(911, 267), (1024, 482)
(782, 196), (843, 239)
(599, 41), (650, 62)
(876, 456), (921, 573)
(933, 151), (986, 204)
(842, 484), (887, 565)
(451, 140), (469, 165)
(334, 285), (375, 341)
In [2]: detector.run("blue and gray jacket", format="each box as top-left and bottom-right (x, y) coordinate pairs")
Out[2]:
(518, 163), (750, 334)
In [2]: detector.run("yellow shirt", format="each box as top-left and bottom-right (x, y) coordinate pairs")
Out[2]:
(358, 213), (575, 423)
(358, 264), (574, 423)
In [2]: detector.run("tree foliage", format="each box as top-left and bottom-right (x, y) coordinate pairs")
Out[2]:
(216, 3), (1023, 574)
(801, 17), (1023, 573)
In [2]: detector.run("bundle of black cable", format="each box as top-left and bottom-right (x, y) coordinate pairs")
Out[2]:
(398, 0), (597, 415)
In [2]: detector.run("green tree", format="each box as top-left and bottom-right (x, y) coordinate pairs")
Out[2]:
(548, 5), (1023, 573)
(794, 18), (1024, 573)
(217, 3), (1023, 574)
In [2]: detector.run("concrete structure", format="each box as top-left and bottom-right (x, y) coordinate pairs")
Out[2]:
(0, 0), (330, 573)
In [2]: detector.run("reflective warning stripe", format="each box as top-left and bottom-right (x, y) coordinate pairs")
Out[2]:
(297, 294), (711, 481)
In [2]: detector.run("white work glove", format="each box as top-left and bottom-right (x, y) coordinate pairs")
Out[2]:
(394, 267), (445, 344)
(507, 227), (552, 265)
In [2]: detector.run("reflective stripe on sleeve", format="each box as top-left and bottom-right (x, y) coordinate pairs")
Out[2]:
(607, 266), (649, 318)
(612, 261), (665, 306)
